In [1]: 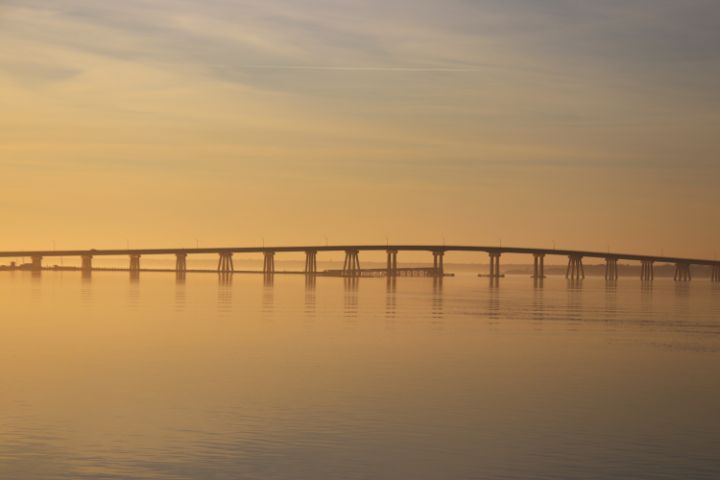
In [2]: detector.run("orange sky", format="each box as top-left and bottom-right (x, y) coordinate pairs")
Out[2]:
(1, 1), (719, 259)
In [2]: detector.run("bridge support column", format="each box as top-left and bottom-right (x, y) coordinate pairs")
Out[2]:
(533, 254), (545, 279)
(387, 250), (398, 277)
(30, 255), (42, 271)
(432, 251), (444, 276)
(305, 250), (317, 274)
(674, 263), (691, 282)
(566, 255), (584, 280)
(217, 252), (234, 273)
(129, 254), (141, 273)
(343, 249), (360, 276)
(263, 251), (275, 274)
(489, 252), (501, 278)
(712, 264), (720, 283)
(81, 254), (93, 273)
(640, 260), (654, 281)
(605, 257), (619, 281)
(175, 253), (187, 273)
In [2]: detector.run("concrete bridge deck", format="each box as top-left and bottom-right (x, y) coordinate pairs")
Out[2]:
(0, 245), (717, 265)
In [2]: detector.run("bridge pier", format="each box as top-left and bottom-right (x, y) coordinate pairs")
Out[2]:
(640, 260), (654, 281)
(566, 255), (584, 280)
(175, 253), (187, 273)
(488, 252), (501, 278)
(263, 251), (275, 274)
(8, 246), (719, 286)
(30, 255), (42, 271)
(674, 262), (691, 282)
(217, 252), (234, 273)
(432, 251), (444, 276)
(81, 254), (93, 273)
(712, 264), (720, 283)
(387, 249), (398, 276)
(343, 249), (360, 276)
(533, 253), (545, 279)
(304, 250), (317, 274)
(129, 254), (141, 273)
(605, 257), (618, 281)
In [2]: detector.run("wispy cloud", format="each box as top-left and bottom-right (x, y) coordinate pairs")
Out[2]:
(0, 60), (81, 85)
(3, 0), (718, 97)
(1, 0), (719, 162)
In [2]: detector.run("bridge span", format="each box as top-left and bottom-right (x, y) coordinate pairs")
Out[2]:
(1, 245), (719, 282)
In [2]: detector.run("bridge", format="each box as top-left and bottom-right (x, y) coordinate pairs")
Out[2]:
(1, 245), (719, 282)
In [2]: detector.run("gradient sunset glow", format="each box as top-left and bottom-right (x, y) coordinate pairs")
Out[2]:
(1, 1), (718, 257)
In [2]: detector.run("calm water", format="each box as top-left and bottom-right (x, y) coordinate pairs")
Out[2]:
(1, 271), (719, 479)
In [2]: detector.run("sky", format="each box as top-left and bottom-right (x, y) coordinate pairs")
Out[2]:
(1, 0), (719, 259)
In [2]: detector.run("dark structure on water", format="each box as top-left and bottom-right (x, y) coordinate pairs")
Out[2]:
(1, 245), (719, 283)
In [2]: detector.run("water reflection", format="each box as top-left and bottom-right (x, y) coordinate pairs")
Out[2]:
(29, 272), (42, 305)
(431, 277), (443, 322)
(262, 275), (274, 314)
(386, 276), (396, 293)
(218, 272), (233, 286)
(674, 282), (691, 298)
(304, 275), (316, 317)
(532, 285), (545, 323)
(2, 273), (720, 480)
(174, 279), (186, 312)
(566, 280), (583, 323)
(128, 274), (140, 307)
(673, 282), (691, 316)
(79, 273), (92, 305)
(385, 277), (396, 321)
(487, 284), (500, 323)
(343, 276), (359, 319)
(217, 275), (233, 314)
(603, 280), (619, 323)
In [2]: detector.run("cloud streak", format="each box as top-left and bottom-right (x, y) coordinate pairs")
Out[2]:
(0, 1), (719, 255)
(4, 0), (719, 89)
